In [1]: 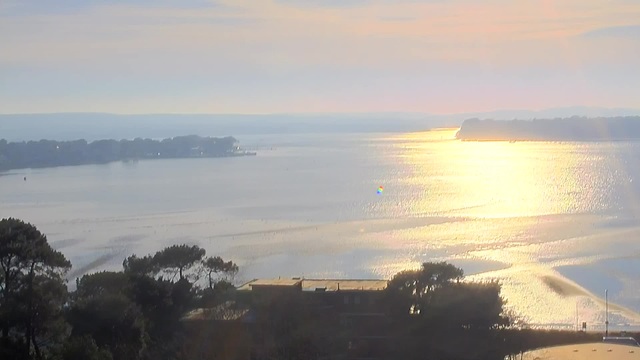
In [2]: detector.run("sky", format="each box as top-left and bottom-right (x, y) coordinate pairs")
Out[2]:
(1, 0), (639, 114)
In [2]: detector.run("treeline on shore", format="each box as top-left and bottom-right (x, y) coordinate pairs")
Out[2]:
(456, 116), (640, 141)
(0, 135), (240, 171)
(0, 217), (616, 360)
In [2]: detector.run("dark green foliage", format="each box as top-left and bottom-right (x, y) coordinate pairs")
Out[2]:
(0, 135), (239, 171)
(386, 261), (464, 316)
(199, 280), (236, 307)
(60, 336), (113, 360)
(22, 275), (70, 355)
(136, 277), (193, 341)
(69, 273), (145, 359)
(152, 245), (205, 281)
(386, 263), (510, 332)
(126, 275), (174, 330)
(0, 218), (71, 359)
(377, 263), (511, 359)
(0, 336), (24, 360)
(135, 278), (194, 360)
(202, 256), (238, 289)
(67, 248), (210, 360)
(74, 271), (130, 299)
(422, 281), (509, 330)
(122, 256), (157, 277)
(67, 294), (147, 360)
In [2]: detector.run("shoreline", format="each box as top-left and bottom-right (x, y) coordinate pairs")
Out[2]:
(0, 152), (257, 173)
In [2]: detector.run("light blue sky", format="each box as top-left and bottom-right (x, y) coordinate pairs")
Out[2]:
(1, 0), (639, 114)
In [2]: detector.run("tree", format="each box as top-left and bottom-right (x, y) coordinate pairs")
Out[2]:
(121, 245), (238, 356)
(67, 294), (147, 360)
(425, 281), (509, 329)
(125, 274), (179, 341)
(68, 271), (147, 360)
(21, 275), (70, 359)
(60, 336), (113, 360)
(152, 245), (205, 281)
(386, 262), (463, 315)
(70, 260), (196, 360)
(122, 256), (157, 277)
(0, 218), (71, 359)
(385, 263), (511, 359)
(74, 271), (130, 299)
(198, 256), (238, 309)
(202, 256), (238, 289)
(0, 135), (241, 171)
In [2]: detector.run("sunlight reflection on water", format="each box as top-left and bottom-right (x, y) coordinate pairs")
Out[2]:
(2, 129), (640, 327)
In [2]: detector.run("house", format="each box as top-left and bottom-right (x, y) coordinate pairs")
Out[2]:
(236, 278), (388, 318)
(181, 278), (391, 359)
(237, 278), (391, 359)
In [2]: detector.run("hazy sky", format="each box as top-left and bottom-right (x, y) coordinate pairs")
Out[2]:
(1, 0), (639, 114)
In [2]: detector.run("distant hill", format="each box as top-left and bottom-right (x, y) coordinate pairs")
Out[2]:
(0, 113), (457, 142)
(2, 107), (639, 141)
(456, 116), (640, 141)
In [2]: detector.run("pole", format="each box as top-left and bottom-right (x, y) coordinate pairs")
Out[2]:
(605, 289), (609, 337)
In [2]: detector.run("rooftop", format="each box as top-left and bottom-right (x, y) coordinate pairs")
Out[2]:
(237, 278), (302, 291)
(237, 278), (388, 292)
(303, 279), (388, 291)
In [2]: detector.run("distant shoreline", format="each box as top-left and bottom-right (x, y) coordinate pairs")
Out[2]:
(0, 135), (256, 172)
(459, 138), (640, 142)
(0, 152), (257, 173)
(456, 116), (640, 141)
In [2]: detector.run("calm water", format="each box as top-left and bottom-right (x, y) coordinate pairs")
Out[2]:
(2, 129), (640, 328)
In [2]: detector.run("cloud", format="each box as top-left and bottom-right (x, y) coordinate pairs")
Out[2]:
(274, 0), (371, 7)
(580, 25), (640, 38)
(378, 16), (417, 22)
(275, 0), (453, 7)
(1, 0), (219, 16)
(1, 0), (640, 113)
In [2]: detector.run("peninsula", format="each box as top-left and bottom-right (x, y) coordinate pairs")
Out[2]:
(0, 135), (255, 171)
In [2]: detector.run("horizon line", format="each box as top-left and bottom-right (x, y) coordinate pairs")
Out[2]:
(1, 106), (639, 117)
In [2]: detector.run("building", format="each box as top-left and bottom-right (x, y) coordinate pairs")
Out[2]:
(237, 278), (391, 359)
(237, 278), (388, 316)
(181, 278), (391, 359)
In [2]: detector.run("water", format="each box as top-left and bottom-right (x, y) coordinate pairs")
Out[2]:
(2, 129), (640, 328)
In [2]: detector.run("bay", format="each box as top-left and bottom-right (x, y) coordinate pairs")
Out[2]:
(2, 129), (640, 328)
